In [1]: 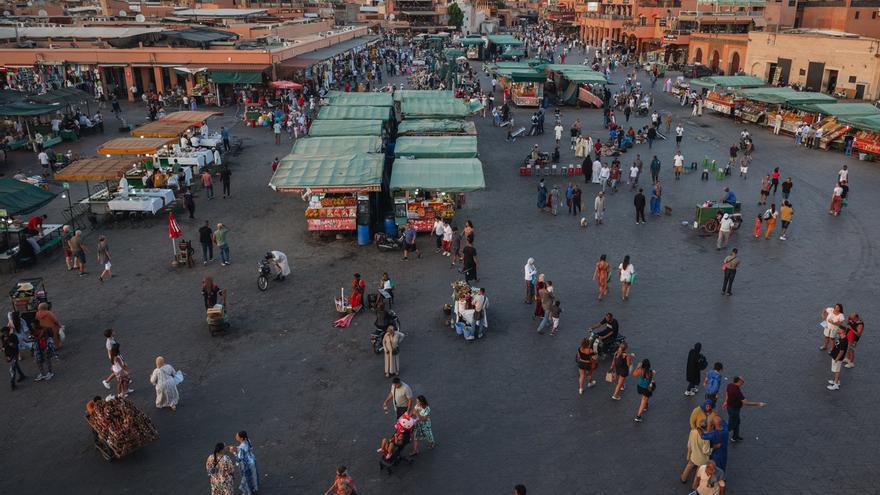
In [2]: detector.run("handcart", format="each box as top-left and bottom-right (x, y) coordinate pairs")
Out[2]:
(206, 289), (229, 335)
(10, 277), (50, 325)
(694, 202), (742, 234)
(86, 396), (159, 461)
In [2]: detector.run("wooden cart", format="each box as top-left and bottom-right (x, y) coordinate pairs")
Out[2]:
(694, 202), (742, 234)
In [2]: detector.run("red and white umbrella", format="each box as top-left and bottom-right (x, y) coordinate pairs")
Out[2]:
(168, 212), (182, 239)
(168, 212), (182, 255)
(270, 80), (303, 90)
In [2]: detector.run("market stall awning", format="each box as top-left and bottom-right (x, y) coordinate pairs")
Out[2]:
(791, 102), (880, 117)
(689, 75), (765, 89)
(487, 34), (524, 46)
(499, 69), (547, 83)
(27, 87), (92, 106)
(326, 91), (394, 107)
(130, 120), (196, 138)
(317, 105), (392, 121)
(210, 70), (264, 84)
(390, 158), (485, 192)
(280, 35), (381, 68)
(501, 47), (526, 58)
(291, 136), (383, 156)
(160, 110), (222, 124)
(737, 87), (838, 105)
(269, 153), (384, 193)
(0, 101), (60, 116)
(458, 37), (484, 46)
(839, 114), (880, 132)
(401, 98), (470, 118)
(54, 157), (139, 181)
(393, 90), (455, 102)
(0, 177), (57, 216)
(307, 120), (384, 137)
(445, 48), (466, 59)
(394, 136), (478, 159)
(397, 119), (476, 136)
(96, 137), (175, 155)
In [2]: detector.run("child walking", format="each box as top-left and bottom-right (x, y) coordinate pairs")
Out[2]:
(753, 214), (762, 239)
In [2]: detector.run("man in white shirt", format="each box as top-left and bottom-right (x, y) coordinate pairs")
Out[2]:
(629, 163), (639, 187)
(523, 257), (537, 303)
(716, 213), (733, 250)
(200, 123), (209, 136)
(673, 152), (684, 180)
(692, 461), (725, 495)
(190, 135), (200, 148)
(180, 135), (189, 149)
(38, 150), (50, 175)
(442, 222), (453, 256)
(432, 219), (444, 253)
(213, 148), (222, 166)
(675, 124), (684, 147)
(838, 165), (848, 182)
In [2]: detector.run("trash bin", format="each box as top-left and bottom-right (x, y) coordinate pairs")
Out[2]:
(384, 215), (397, 236)
(357, 224), (371, 246)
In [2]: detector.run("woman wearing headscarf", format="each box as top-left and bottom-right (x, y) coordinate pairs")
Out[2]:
(523, 258), (537, 304)
(685, 342), (704, 396)
(206, 443), (235, 495)
(229, 431), (259, 495)
(150, 356), (180, 411)
(680, 419), (713, 484)
(382, 325), (405, 378)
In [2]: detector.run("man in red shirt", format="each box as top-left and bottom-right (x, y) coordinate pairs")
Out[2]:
(723, 376), (766, 442)
(25, 214), (47, 236)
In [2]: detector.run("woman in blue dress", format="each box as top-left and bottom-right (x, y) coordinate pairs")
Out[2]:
(229, 431), (259, 494)
(650, 180), (662, 215)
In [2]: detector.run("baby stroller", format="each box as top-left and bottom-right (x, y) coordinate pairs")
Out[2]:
(378, 413), (416, 475)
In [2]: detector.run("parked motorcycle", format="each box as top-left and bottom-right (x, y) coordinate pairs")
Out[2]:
(375, 231), (404, 252)
(370, 309), (400, 354)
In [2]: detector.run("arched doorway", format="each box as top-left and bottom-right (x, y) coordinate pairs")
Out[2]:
(694, 48), (703, 64)
(710, 50), (720, 71)
(729, 52), (740, 74)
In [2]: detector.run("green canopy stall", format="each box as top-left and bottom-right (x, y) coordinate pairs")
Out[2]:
(269, 153), (384, 232)
(291, 136), (383, 156)
(400, 98), (470, 119)
(737, 87), (837, 105)
(394, 136), (478, 159)
(307, 120), (384, 137)
(689, 75), (765, 90)
(317, 105), (393, 121)
(0, 178), (57, 216)
(389, 158), (485, 230)
(326, 91), (394, 107)
(397, 119), (477, 136)
(393, 90), (454, 103)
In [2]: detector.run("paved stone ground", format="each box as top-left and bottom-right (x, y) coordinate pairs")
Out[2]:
(2, 53), (878, 495)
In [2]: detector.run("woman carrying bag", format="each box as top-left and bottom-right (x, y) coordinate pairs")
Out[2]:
(382, 325), (405, 378)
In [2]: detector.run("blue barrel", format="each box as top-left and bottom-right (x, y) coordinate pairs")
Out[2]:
(384, 215), (397, 236)
(357, 224), (371, 246)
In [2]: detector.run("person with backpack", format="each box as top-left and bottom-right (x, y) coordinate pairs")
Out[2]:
(685, 342), (707, 396)
(633, 359), (656, 423)
(704, 362), (724, 407)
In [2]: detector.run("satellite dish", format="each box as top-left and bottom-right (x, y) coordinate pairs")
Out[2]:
(26, 1), (33, 6)
(135, 14), (145, 22)
(37, 9), (48, 17)
(118, 9), (127, 17)
(3, 11), (10, 16)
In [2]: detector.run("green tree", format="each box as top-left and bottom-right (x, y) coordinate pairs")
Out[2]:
(447, 3), (464, 29)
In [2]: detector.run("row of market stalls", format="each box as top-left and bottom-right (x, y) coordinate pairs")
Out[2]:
(678, 75), (880, 154)
(54, 111), (221, 217)
(488, 61), (608, 107)
(0, 87), (98, 152)
(268, 90), (484, 240)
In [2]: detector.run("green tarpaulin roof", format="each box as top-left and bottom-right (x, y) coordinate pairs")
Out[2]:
(317, 105), (392, 121)
(394, 136), (478, 158)
(210, 71), (263, 84)
(270, 153), (384, 192)
(401, 98), (470, 118)
(501, 48), (526, 58)
(307, 120), (384, 137)
(487, 34), (524, 46)
(397, 119), (476, 135)
(0, 102), (61, 116)
(0, 177), (57, 215)
(840, 114), (880, 132)
(390, 158), (485, 192)
(393, 90), (454, 102)
(445, 48), (466, 59)
(291, 136), (383, 156)
(458, 37), (484, 45)
(738, 87), (837, 105)
(791, 102), (880, 117)
(689, 75), (765, 89)
(502, 70), (546, 83)
(326, 91), (394, 107)
(27, 87), (92, 106)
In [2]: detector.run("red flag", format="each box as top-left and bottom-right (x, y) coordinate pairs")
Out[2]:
(168, 212), (182, 239)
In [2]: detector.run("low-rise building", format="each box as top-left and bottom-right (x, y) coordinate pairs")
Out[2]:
(744, 29), (880, 100)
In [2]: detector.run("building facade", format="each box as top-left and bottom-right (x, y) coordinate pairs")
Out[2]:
(745, 29), (880, 99)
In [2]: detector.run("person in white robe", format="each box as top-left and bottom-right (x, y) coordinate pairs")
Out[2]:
(150, 356), (180, 410)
